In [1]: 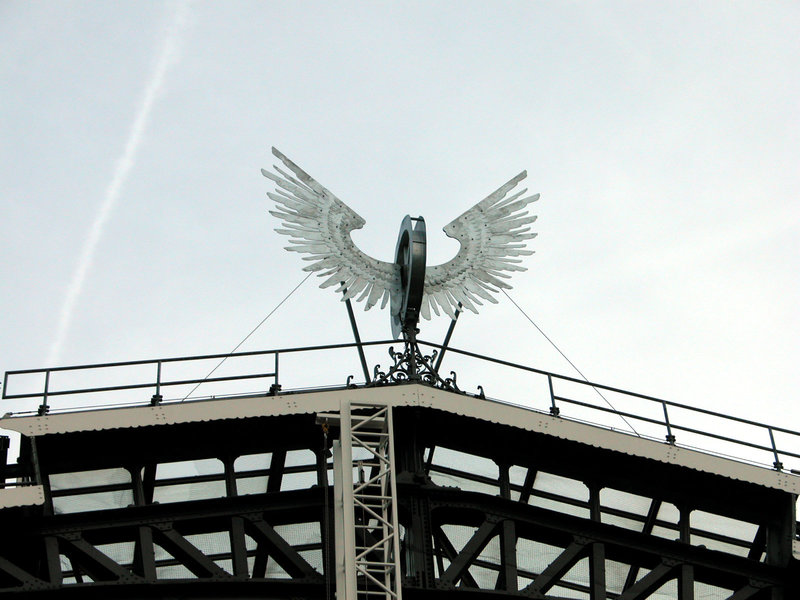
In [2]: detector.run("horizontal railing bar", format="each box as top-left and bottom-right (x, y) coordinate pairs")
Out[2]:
(668, 422), (800, 460)
(553, 395), (800, 461)
(418, 339), (800, 439)
(552, 394), (669, 429)
(4, 381), (165, 399)
(3, 372), (276, 400)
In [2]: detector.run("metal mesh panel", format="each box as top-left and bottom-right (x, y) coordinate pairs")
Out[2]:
(50, 467), (132, 514)
(95, 541), (135, 565)
(234, 452), (271, 472)
(604, 559), (631, 595)
(533, 472), (589, 501)
(466, 564), (498, 589)
(184, 532), (231, 561)
(651, 578), (677, 599)
(548, 583), (588, 599)
(515, 538), (566, 576)
(236, 474), (268, 496)
(561, 557), (590, 594)
(152, 479), (226, 504)
(151, 457), (226, 503)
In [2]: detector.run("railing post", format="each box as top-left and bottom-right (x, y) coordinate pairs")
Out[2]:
(662, 401), (675, 444)
(548, 375), (559, 416)
(269, 352), (281, 396)
(767, 427), (783, 471)
(150, 361), (163, 405)
(37, 371), (50, 416)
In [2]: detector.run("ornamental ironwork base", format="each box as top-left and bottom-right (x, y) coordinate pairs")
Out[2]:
(370, 336), (461, 393)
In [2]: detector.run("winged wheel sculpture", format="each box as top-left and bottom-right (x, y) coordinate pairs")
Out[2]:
(262, 148), (539, 339)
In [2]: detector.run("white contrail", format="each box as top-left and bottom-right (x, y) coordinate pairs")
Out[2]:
(47, 1), (190, 365)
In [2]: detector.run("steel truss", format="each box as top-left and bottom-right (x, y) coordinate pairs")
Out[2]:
(391, 408), (798, 600)
(398, 486), (788, 599)
(0, 403), (797, 599)
(0, 490), (327, 596)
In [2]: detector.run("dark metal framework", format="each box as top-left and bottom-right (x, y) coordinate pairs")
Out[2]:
(0, 400), (798, 599)
(393, 409), (799, 600)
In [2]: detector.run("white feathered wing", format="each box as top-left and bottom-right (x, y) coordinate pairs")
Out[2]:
(263, 148), (538, 321)
(262, 148), (400, 309)
(422, 172), (539, 320)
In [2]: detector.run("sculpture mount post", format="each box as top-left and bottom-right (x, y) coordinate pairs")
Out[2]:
(391, 215), (427, 378)
(372, 215), (465, 392)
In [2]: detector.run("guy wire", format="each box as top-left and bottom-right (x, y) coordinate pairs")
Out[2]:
(180, 272), (313, 402)
(502, 289), (641, 437)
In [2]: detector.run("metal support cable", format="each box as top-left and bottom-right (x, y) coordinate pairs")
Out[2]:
(501, 289), (641, 437)
(180, 272), (313, 401)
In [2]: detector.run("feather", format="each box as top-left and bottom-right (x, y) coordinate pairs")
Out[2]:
(335, 275), (358, 294)
(320, 271), (346, 288)
(366, 283), (384, 309)
(380, 289), (391, 309)
(342, 277), (369, 300)
(420, 296), (432, 320)
(273, 165), (315, 194)
(358, 282), (377, 303)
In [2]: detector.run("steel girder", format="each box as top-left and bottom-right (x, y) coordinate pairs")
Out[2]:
(0, 488), (329, 598)
(1, 404), (798, 599)
(396, 485), (790, 599)
(391, 407), (799, 600)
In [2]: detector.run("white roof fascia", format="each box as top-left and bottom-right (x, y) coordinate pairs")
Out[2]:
(0, 485), (45, 509)
(1, 384), (797, 494)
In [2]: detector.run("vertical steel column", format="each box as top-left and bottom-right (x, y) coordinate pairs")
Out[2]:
(393, 410), (435, 588)
(0, 436), (8, 489)
(766, 493), (795, 568)
(587, 482), (606, 600)
(333, 401), (357, 600)
(333, 399), (403, 600)
(497, 464), (518, 591)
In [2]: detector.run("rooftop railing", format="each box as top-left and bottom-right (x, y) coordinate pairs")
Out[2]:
(2, 338), (799, 474)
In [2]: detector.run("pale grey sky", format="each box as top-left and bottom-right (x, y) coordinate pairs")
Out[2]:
(1, 1), (798, 457)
